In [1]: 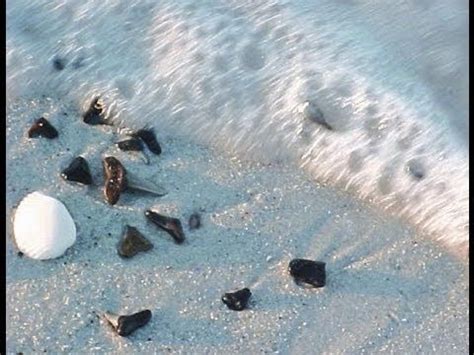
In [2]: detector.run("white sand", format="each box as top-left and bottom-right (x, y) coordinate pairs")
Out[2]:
(6, 0), (469, 353)
(6, 97), (468, 353)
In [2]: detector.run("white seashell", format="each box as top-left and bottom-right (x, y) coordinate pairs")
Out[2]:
(13, 191), (77, 260)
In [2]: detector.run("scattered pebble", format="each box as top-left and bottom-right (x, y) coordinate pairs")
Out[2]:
(188, 213), (201, 230)
(61, 157), (93, 185)
(145, 210), (185, 244)
(103, 310), (152, 337)
(117, 137), (144, 152)
(221, 288), (252, 311)
(27, 117), (58, 139)
(289, 259), (326, 288)
(117, 225), (153, 258)
(132, 129), (162, 155)
(406, 159), (425, 180)
(83, 97), (110, 125)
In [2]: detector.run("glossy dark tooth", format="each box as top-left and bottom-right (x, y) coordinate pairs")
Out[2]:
(188, 213), (201, 230)
(61, 157), (92, 185)
(28, 117), (58, 139)
(145, 210), (185, 244)
(104, 310), (152, 337)
(222, 288), (252, 311)
(117, 225), (153, 258)
(132, 129), (162, 155)
(102, 157), (127, 205)
(83, 97), (110, 125)
(289, 259), (326, 288)
(117, 137), (144, 152)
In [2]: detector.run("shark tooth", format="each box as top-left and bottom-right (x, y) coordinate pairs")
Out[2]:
(132, 129), (162, 155)
(61, 157), (92, 185)
(28, 117), (58, 139)
(104, 310), (152, 337)
(102, 157), (167, 205)
(289, 259), (326, 288)
(145, 210), (185, 244)
(102, 157), (127, 205)
(117, 225), (153, 258)
(83, 97), (111, 125)
(222, 288), (252, 311)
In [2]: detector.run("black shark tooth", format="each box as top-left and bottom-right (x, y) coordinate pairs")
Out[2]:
(221, 288), (252, 311)
(132, 129), (162, 155)
(145, 210), (185, 244)
(61, 156), (93, 185)
(102, 156), (127, 205)
(83, 97), (110, 125)
(28, 117), (58, 139)
(117, 225), (153, 258)
(104, 310), (152, 337)
(289, 259), (326, 288)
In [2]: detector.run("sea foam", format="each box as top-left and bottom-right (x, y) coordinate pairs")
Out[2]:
(6, 0), (468, 255)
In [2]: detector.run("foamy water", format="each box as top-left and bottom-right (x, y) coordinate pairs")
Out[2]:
(6, 0), (469, 255)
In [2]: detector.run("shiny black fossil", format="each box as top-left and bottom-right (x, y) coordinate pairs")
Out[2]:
(83, 97), (110, 125)
(132, 129), (162, 155)
(103, 310), (152, 337)
(28, 117), (58, 139)
(289, 259), (326, 288)
(222, 288), (252, 311)
(61, 156), (92, 185)
(117, 225), (153, 258)
(102, 157), (127, 205)
(145, 210), (185, 244)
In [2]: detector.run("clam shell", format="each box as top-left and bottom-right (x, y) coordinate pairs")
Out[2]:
(13, 191), (77, 260)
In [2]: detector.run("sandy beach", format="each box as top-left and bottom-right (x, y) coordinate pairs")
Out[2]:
(6, 96), (469, 353)
(6, 0), (468, 353)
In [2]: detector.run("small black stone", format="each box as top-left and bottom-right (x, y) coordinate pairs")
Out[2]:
(17, 251), (24, 257)
(117, 137), (144, 152)
(188, 213), (201, 230)
(104, 310), (152, 337)
(61, 156), (93, 185)
(406, 159), (425, 180)
(222, 288), (252, 311)
(289, 259), (326, 288)
(83, 97), (110, 125)
(52, 57), (66, 71)
(303, 101), (332, 130)
(132, 129), (162, 155)
(145, 210), (185, 244)
(117, 225), (153, 258)
(28, 117), (58, 139)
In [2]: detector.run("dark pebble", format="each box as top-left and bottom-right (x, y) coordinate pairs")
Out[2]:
(188, 213), (201, 230)
(222, 288), (252, 311)
(28, 117), (58, 139)
(104, 310), (152, 337)
(102, 157), (127, 205)
(52, 57), (66, 71)
(83, 97), (110, 125)
(61, 156), (93, 185)
(406, 159), (425, 180)
(132, 129), (162, 155)
(117, 225), (153, 258)
(117, 137), (144, 152)
(17, 251), (24, 257)
(145, 210), (185, 244)
(289, 259), (326, 288)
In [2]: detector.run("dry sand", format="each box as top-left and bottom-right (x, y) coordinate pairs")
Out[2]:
(6, 96), (468, 354)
